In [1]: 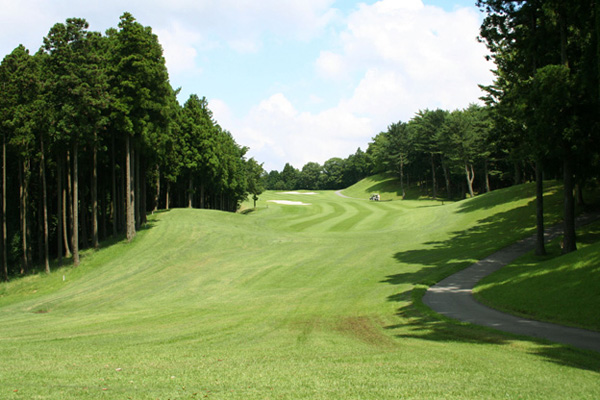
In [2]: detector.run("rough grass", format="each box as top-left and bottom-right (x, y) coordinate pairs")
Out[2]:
(1, 181), (599, 399)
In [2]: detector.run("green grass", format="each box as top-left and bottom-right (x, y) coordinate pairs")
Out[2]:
(1, 180), (599, 399)
(474, 222), (600, 331)
(338, 173), (429, 201)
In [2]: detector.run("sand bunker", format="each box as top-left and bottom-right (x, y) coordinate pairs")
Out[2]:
(282, 191), (318, 195)
(268, 200), (312, 206)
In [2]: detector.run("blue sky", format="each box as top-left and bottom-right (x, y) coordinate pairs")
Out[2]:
(0, 0), (494, 172)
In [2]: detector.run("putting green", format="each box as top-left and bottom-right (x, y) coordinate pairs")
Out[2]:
(0, 182), (598, 399)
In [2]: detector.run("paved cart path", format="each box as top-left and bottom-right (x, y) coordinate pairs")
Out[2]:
(423, 213), (600, 353)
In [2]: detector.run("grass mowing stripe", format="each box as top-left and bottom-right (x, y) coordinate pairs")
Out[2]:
(1, 180), (599, 399)
(288, 200), (347, 232)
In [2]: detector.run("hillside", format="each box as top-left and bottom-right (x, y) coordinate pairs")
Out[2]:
(1, 179), (599, 399)
(475, 222), (600, 331)
(338, 173), (419, 201)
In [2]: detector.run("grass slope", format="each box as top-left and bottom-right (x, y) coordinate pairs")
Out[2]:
(1, 181), (599, 399)
(475, 222), (600, 331)
(338, 174), (418, 201)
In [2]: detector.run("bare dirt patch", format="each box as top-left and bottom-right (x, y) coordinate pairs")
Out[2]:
(335, 316), (396, 348)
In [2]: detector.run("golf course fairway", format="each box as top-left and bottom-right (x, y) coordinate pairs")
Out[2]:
(1, 180), (599, 399)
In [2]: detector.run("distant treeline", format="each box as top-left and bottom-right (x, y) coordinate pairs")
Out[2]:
(264, 105), (504, 199)
(0, 14), (263, 280)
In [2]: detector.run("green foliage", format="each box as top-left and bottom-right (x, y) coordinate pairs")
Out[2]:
(0, 13), (262, 279)
(1, 179), (599, 398)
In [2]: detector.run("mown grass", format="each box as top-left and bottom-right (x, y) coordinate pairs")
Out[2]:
(1, 181), (599, 399)
(338, 173), (429, 201)
(474, 221), (600, 331)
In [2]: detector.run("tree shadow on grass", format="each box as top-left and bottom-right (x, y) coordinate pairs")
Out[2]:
(381, 198), (600, 372)
(364, 179), (423, 200)
(387, 202), (536, 288)
(385, 289), (600, 373)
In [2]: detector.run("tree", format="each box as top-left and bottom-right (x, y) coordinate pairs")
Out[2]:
(320, 158), (345, 190)
(43, 18), (104, 265)
(409, 109), (447, 199)
(280, 163), (300, 190)
(299, 162), (323, 190)
(384, 123), (411, 199)
(0, 13), (264, 280)
(2, 45), (38, 273)
(111, 12), (171, 241)
(342, 148), (368, 189)
(478, 0), (600, 254)
(441, 109), (476, 198)
(246, 158), (264, 208)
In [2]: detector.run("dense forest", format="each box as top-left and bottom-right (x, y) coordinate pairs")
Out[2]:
(0, 13), (264, 280)
(2, 2), (600, 280)
(265, 0), (600, 257)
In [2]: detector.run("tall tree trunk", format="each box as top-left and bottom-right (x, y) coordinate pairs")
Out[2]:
(535, 159), (546, 256)
(166, 181), (170, 210)
(67, 150), (74, 254)
(19, 158), (29, 274)
(141, 161), (147, 225)
(442, 159), (451, 199)
(125, 135), (136, 242)
(40, 136), (50, 273)
(400, 155), (406, 200)
(513, 160), (521, 185)
(576, 182), (585, 206)
(37, 194), (43, 265)
(118, 158), (125, 233)
(92, 134), (98, 249)
(111, 136), (117, 237)
(465, 162), (475, 198)
(559, 5), (569, 68)
(80, 181), (88, 249)
(562, 154), (577, 254)
(100, 193), (107, 241)
(72, 143), (80, 267)
(430, 153), (437, 199)
(200, 181), (205, 209)
(484, 159), (491, 193)
(135, 148), (140, 230)
(154, 165), (160, 213)
(188, 176), (193, 208)
(57, 154), (63, 265)
(62, 155), (71, 258)
(2, 137), (7, 281)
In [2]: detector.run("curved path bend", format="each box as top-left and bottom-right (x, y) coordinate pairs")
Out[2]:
(423, 213), (600, 353)
(335, 190), (362, 200)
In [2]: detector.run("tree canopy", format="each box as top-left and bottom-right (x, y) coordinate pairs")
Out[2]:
(0, 13), (263, 280)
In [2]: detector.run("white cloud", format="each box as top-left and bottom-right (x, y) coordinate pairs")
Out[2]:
(311, 0), (494, 131)
(0, 0), (338, 58)
(315, 51), (347, 80)
(213, 93), (373, 171)
(149, 0), (338, 52)
(155, 23), (204, 74)
(223, 0), (494, 171)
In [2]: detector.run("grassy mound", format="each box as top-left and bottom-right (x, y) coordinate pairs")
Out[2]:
(1, 180), (599, 399)
(338, 174), (424, 201)
(474, 222), (600, 331)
